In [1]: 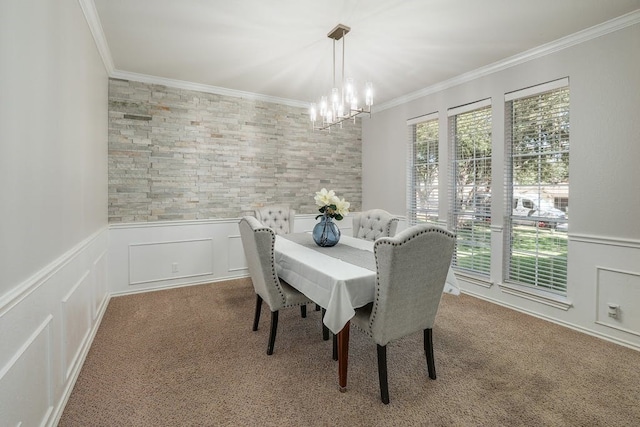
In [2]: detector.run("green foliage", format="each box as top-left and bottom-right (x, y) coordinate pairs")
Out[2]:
(413, 120), (439, 212)
(511, 89), (570, 185)
(453, 107), (492, 211)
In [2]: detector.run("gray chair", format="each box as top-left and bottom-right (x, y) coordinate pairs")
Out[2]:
(352, 209), (399, 241)
(239, 216), (312, 355)
(254, 205), (295, 235)
(255, 206), (324, 315)
(351, 224), (455, 404)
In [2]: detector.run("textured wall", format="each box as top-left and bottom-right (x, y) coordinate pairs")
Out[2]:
(108, 79), (362, 222)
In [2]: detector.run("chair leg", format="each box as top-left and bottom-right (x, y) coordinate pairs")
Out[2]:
(267, 311), (279, 355)
(424, 328), (436, 379)
(300, 304), (307, 318)
(315, 304), (321, 311)
(321, 308), (329, 341)
(252, 295), (263, 331)
(332, 334), (338, 361)
(377, 344), (390, 404)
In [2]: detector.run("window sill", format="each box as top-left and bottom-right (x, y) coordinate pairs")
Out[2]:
(498, 281), (573, 311)
(454, 271), (493, 288)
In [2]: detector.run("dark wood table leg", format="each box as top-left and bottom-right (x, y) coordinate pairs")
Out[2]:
(337, 321), (350, 392)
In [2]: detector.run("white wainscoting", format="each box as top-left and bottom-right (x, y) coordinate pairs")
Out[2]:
(596, 267), (640, 336)
(109, 218), (247, 295)
(129, 238), (214, 285)
(458, 232), (640, 350)
(108, 214), (355, 295)
(0, 227), (109, 427)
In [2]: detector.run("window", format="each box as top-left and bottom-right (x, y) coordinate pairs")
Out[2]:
(407, 113), (439, 225)
(505, 79), (569, 294)
(448, 100), (492, 276)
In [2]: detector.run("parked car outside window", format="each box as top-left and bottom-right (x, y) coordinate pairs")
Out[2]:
(512, 195), (567, 230)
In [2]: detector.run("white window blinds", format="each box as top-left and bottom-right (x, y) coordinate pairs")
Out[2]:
(448, 101), (492, 276)
(505, 79), (569, 294)
(407, 113), (439, 225)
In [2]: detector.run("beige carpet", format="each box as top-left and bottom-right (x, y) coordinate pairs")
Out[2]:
(59, 278), (640, 426)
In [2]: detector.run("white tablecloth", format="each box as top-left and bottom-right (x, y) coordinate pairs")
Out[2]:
(274, 233), (459, 334)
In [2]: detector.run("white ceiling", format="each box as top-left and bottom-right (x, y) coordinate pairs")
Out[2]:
(92, 0), (640, 109)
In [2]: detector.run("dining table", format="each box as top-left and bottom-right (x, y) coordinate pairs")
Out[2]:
(274, 231), (460, 391)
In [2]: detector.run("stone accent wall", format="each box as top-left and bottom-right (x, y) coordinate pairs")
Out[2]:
(108, 79), (362, 223)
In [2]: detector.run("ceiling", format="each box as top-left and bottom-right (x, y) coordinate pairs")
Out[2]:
(92, 0), (640, 109)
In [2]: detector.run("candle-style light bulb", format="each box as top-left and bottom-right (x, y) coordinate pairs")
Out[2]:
(365, 82), (373, 107)
(310, 103), (317, 122)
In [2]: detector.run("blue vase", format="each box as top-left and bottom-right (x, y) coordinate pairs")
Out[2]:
(313, 214), (341, 247)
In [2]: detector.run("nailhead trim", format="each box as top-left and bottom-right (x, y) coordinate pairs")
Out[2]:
(259, 227), (287, 306)
(367, 226), (455, 331)
(241, 216), (311, 310)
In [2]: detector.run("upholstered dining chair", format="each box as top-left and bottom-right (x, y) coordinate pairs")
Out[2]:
(351, 223), (455, 404)
(254, 205), (295, 235)
(238, 216), (312, 355)
(255, 205), (322, 314)
(352, 209), (399, 241)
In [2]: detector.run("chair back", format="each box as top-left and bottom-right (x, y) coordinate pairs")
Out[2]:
(369, 224), (455, 345)
(239, 216), (287, 310)
(254, 206), (295, 235)
(352, 209), (399, 241)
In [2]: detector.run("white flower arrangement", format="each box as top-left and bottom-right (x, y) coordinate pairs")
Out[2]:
(314, 188), (350, 221)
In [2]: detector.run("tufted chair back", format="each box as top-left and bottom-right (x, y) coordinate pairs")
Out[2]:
(352, 209), (399, 241)
(254, 206), (295, 235)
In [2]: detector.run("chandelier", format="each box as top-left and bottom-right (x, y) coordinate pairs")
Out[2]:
(309, 24), (373, 131)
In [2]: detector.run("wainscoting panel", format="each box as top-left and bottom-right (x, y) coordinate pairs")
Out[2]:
(109, 219), (247, 295)
(0, 315), (53, 427)
(62, 270), (92, 381)
(0, 228), (109, 427)
(129, 238), (214, 285)
(109, 215), (362, 295)
(92, 250), (108, 321)
(227, 234), (246, 273)
(596, 267), (640, 336)
(459, 233), (640, 350)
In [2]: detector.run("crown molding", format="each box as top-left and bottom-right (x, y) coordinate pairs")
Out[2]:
(109, 70), (310, 109)
(375, 9), (640, 113)
(78, 0), (114, 74)
(78, 0), (307, 108)
(80, 1), (638, 111)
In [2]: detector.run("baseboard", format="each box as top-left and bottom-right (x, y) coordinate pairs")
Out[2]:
(460, 289), (640, 352)
(109, 274), (250, 298)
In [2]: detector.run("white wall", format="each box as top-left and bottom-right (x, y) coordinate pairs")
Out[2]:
(0, 0), (109, 425)
(362, 20), (640, 349)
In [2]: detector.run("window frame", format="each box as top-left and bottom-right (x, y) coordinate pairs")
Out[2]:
(448, 99), (493, 278)
(407, 112), (440, 226)
(504, 78), (570, 295)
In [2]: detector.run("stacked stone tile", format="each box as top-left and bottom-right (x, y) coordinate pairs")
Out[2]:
(108, 79), (362, 223)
